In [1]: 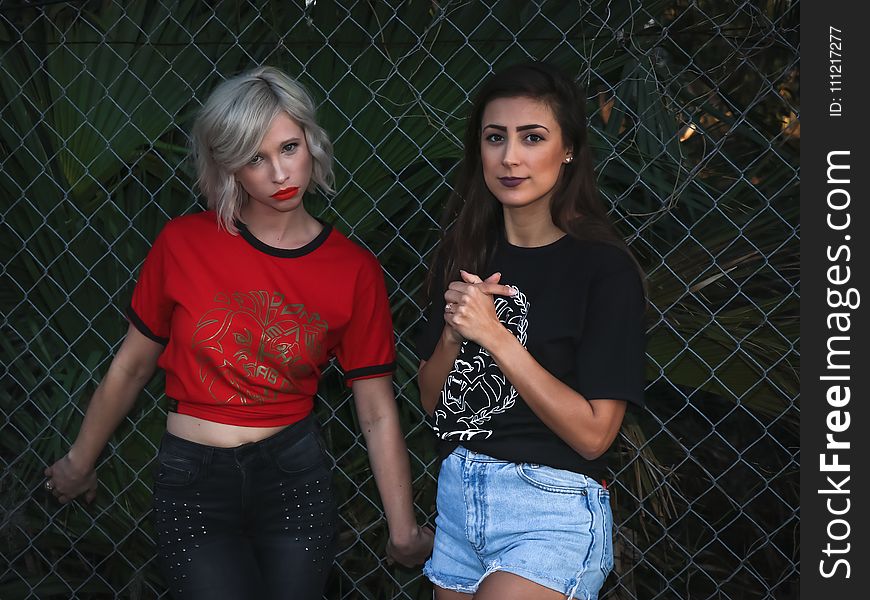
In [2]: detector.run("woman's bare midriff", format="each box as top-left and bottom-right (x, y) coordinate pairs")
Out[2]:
(166, 412), (290, 447)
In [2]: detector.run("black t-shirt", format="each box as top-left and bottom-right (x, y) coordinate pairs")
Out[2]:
(415, 234), (646, 480)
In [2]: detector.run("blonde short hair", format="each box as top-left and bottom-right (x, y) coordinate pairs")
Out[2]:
(190, 66), (335, 231)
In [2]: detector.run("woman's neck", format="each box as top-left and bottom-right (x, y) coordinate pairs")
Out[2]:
(503, 206), (565, 248)
(239, 205), (323, 250)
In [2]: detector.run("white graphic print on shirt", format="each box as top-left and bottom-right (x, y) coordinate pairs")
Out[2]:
(433, 286), (528, 441)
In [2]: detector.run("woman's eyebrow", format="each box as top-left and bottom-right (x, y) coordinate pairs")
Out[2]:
(517, 123), (549, 132)
(482, 123), (550, 132)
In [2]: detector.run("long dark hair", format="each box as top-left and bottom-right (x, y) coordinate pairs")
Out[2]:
(428, 61), (635, 296)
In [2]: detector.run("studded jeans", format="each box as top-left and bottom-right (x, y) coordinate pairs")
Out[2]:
(151, 414), (338, 600)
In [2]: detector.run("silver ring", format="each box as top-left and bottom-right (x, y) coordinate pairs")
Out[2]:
(444, 303), (453, 314)
(44, 480), (54, 491)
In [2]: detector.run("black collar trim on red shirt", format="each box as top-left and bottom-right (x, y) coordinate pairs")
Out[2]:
(235, 219), (333, 258)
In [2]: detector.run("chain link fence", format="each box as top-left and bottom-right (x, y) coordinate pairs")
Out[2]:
(1, 0), (799, 598)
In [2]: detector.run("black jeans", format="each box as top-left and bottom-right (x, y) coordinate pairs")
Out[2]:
(152, 414), (338, 600)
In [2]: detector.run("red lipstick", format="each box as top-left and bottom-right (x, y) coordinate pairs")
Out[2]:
(271, 187), (300, 201)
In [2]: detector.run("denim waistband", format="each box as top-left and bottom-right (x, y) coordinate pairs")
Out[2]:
(450, 445), (512, 463)
(159, 413), (319, 465)
(449, 445), (608, 488)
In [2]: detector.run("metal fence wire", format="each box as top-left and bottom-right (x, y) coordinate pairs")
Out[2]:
(0, 1), (799, 598)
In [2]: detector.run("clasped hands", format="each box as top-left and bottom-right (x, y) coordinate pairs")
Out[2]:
(443, 270), (516, 346)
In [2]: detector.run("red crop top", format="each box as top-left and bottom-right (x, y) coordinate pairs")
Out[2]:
(127, 211), (396, 427)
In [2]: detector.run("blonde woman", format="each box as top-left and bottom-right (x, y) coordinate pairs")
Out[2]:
(45, 66), (432, 599)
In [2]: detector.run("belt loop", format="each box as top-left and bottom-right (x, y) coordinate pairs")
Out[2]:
(202, 446), (213, 479)
(260, 436), (272, 461)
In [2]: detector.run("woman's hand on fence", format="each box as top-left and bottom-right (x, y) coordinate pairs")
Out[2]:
(386, 524), (435, 568)
(44, 453), (97, 504)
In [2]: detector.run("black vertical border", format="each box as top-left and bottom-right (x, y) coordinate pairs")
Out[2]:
(801, 2), (869, 597)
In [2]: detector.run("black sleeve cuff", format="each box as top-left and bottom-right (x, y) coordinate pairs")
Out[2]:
(125, 305), (169, 345)
(343, 362), (396, 384)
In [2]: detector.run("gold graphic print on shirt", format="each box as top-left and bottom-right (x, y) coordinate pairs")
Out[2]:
(191, 291), (328, 404)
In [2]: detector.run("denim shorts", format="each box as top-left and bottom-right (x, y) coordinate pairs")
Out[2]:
(423, 446), (614, 599)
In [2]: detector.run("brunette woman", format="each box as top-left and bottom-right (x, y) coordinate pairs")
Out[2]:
(417, 61), (646, 600)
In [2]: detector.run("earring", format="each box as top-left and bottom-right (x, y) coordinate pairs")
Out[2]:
(564, 155), (573, 163)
